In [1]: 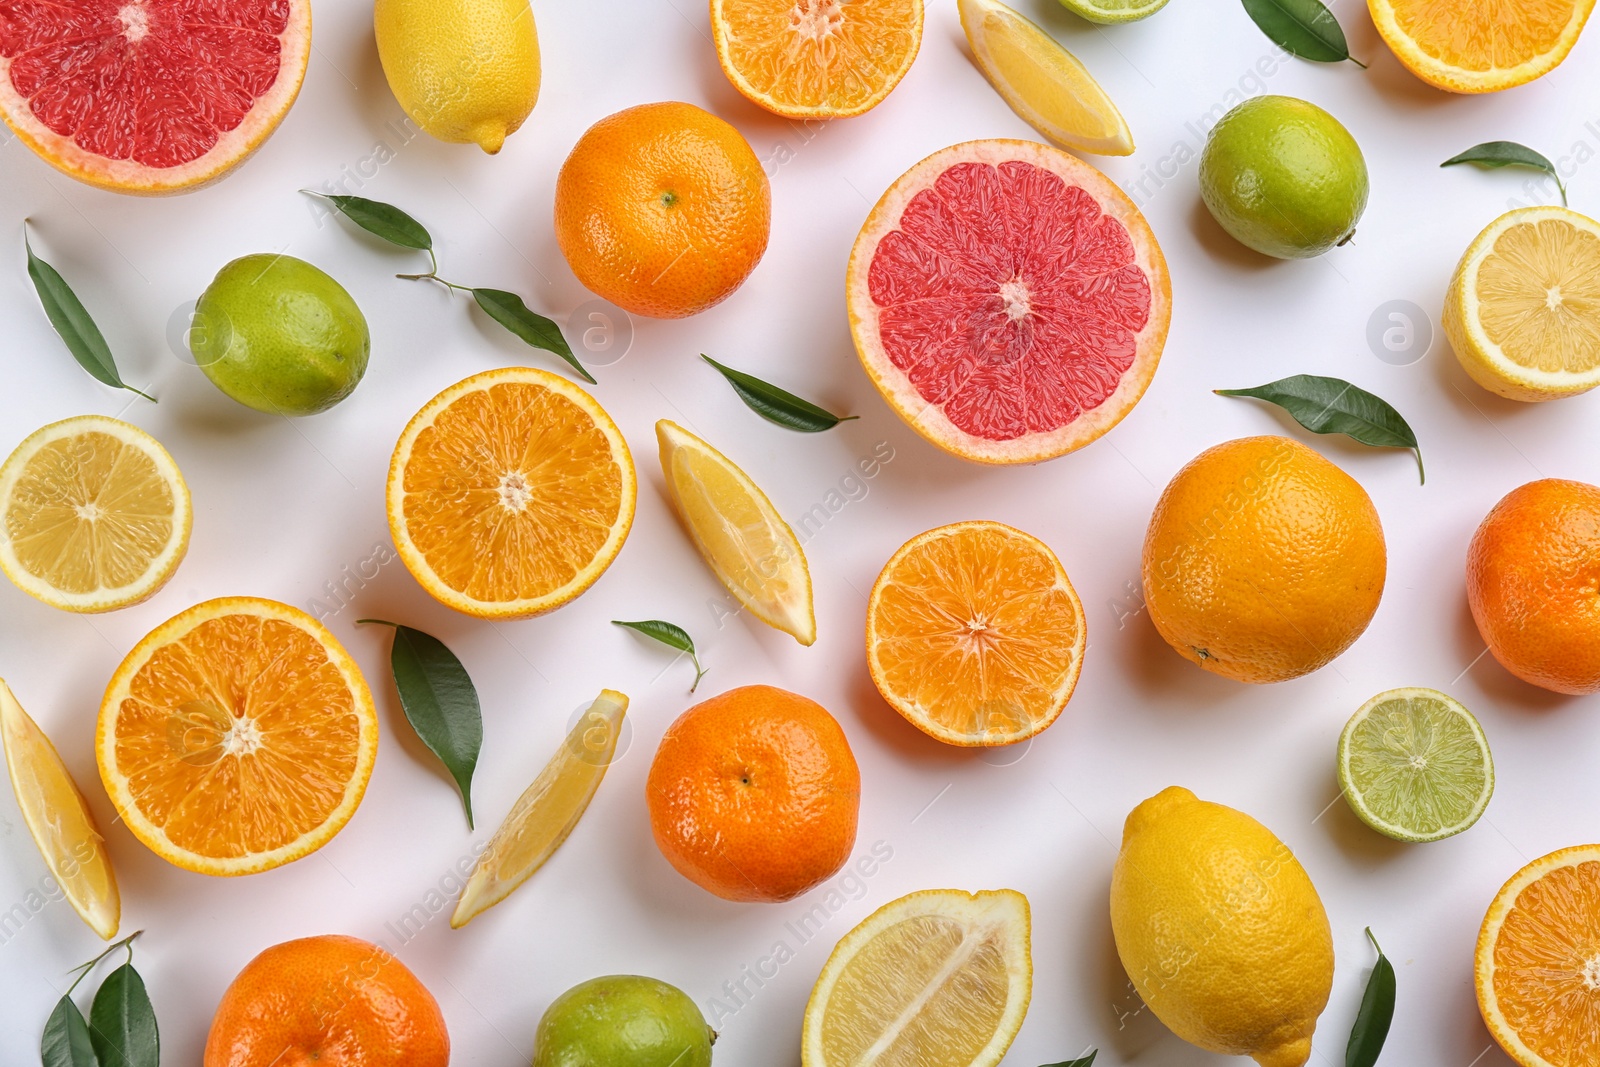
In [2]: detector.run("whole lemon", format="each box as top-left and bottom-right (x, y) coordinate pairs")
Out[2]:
(1141, 435), (1386, 684)
(1111, 787), (1334, 1067)
(374, 0), (540, 154)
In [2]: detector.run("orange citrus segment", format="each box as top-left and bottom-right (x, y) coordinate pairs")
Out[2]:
(1368, 0), (1594, 93)
(97, 597), (377, 876)
(1478, 845), (1600, 1066)
(710, 0), (924, 119)
(388, 368), (636, 620)
(866, 521), (1085, 746)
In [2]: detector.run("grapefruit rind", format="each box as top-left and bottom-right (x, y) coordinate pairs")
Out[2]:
(848, 139), (1170, 465)
(1368, 0), (1594, 94)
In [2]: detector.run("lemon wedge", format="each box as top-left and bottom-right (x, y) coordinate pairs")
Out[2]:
(452, 690), (627, 928)
(959, 0), (1134, 156)
(802, 888), (1032, 1067)
(656, 420), (816, 646)
(1, 679), (119, 939)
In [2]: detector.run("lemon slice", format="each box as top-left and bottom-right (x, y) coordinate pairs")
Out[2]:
(802, 888), (1032, 1067)
(656, 420), (815, 646)
(452, 690), (627, 928)
(0, 416), (191, 613)
(1444, 206), (1600, 402)
(958, 0), (1134, 156)
(1055, 0), (1170, 22)
(1, 679), (119, 939)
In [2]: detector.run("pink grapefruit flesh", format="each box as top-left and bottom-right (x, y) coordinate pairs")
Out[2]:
(0, 0), (310, 194)
(849, 140), (1171, 464)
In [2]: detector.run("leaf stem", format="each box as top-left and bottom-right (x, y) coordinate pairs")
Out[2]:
(396, 271), (472, 293)
(1347, 54), (1368, 69)
(66, 930), (142, 996)
(1366, 926), (1383, 955)
(356, 619), (399, 628)
(689, 654), (709, 693)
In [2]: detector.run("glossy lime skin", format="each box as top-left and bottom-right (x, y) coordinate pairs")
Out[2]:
(192, 254), (370, 416)
(1199, 95), (1369, 260)
(533, 976), (713, 1067)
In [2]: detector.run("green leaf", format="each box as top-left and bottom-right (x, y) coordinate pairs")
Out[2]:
(1346, 929), (1396, 1067)
(360, 620), (483, 828)
(1240, 0), (1364, 65)
(24, 227), (153, 403)
(1040, 1053), (1097, 1067)
(1215, 374), (1424, 483)
(613, 619), (709, 692)
(88, 963), (158, 1067)
(702, 355), (858, 432)
(1441, 142), (1567, 205)
(472, 288), (596, 384)
(304, 191), (433, 251)
(42, 996), (99, 1067)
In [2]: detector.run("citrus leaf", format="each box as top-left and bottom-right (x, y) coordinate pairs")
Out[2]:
(360, 620), (483, 829)
(1240, 0), (1364, 65)
(1041, 1053), (1097, 1067)
(88, 963), (158, 1067)
(471, 288), (596, 384)
(614, 619), (709, 692)
(702, 354), (857, 432)
(304, 191), (433, 250)
(1441, 142), (1567, 205)
(1216, 374), (1424, 483)
(1346, 929), (1396, 1067)
(41, 996), (98, 1067)
(24, 228), (153, 403)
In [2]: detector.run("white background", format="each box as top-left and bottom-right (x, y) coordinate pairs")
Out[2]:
(2, 0), (1599, 1063)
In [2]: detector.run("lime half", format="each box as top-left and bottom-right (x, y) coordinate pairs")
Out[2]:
(1337, 687), (1494, 843)
(1056, 0), (1171, 24)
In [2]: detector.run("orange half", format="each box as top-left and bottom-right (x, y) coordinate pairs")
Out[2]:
(387, 368), (636, 620)
(1369, 0), (1595, 93)
(97, 597), (377, 876)
(1477, 844), (1600, 1065)
(866, 521), (1085, 746)
(710, 0), (924, 119)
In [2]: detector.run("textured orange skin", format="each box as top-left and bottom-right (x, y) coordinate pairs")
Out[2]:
(1141, 436), (1387, 684)
(1467, 479), (1600, 696)
(646, 685), (860, 902)
(554, 101), (770, 320)
(204, 935), (449, 1067)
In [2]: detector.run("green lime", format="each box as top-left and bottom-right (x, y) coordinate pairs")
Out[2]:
(191, 253), (370, 416)
(1199, 95), (1369, 260)
(532, 975), (714, 1067)
(1337, 687), (1494, 843)
(1055, 0), (1170, 22)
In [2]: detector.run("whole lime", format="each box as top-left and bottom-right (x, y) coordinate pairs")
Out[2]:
(532, 975), (714, 1067)
(191, 254), (370, 416)
(1198, 95), (1369, 260)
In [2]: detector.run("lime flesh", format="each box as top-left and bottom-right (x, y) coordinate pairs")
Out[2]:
(1199, 95), (1369, 260)
(1337, 687), (1494, 843)
(192, 253), (370, 416)
(1056, 0), (1171, 23)
(533, 975), (714, 1067)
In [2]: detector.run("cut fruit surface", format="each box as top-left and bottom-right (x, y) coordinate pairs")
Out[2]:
(388, 368), (636, 620)
(1477, 845), (1600, 1066)
(453, 690), (626, 928)
(959, 0), (1134, 155)
(710, 0), (923, 119)
(1337, 687), (1494, 843)
(0, 415), (191, 613)
(849, 139), (1170, 464)
(0, 0), (311, 194)
(867, 521), (1084, 746)
(1056, 0), (1170, 22)
(1, 679), (119, 939)
(1369, 0), (1593, 93)
(656, 420), (815, 645)
(1444, 207), (1600, 402)
(802, 888), (1032, 1067)
(97, 597), (377, 876)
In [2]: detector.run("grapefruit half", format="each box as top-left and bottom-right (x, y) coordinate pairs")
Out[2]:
(0, 0), (311, 194)
(848, 139), (1170, 464)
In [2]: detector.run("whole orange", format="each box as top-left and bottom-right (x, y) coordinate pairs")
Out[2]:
(554, 101), (770, 319)
(646, 684), (860, 902)
(1141, 435), (1387, 684)
(1467, 478), (1600, 695)
(204, 935), (449, 1067)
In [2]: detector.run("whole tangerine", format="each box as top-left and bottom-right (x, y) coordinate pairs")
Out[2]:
(646, 684), (860, 903)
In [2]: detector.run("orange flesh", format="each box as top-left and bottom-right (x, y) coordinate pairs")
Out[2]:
(715, 0), (920, 113)
(1494, 860), (1600, 1064)
(1385, 0), (1577, 71)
